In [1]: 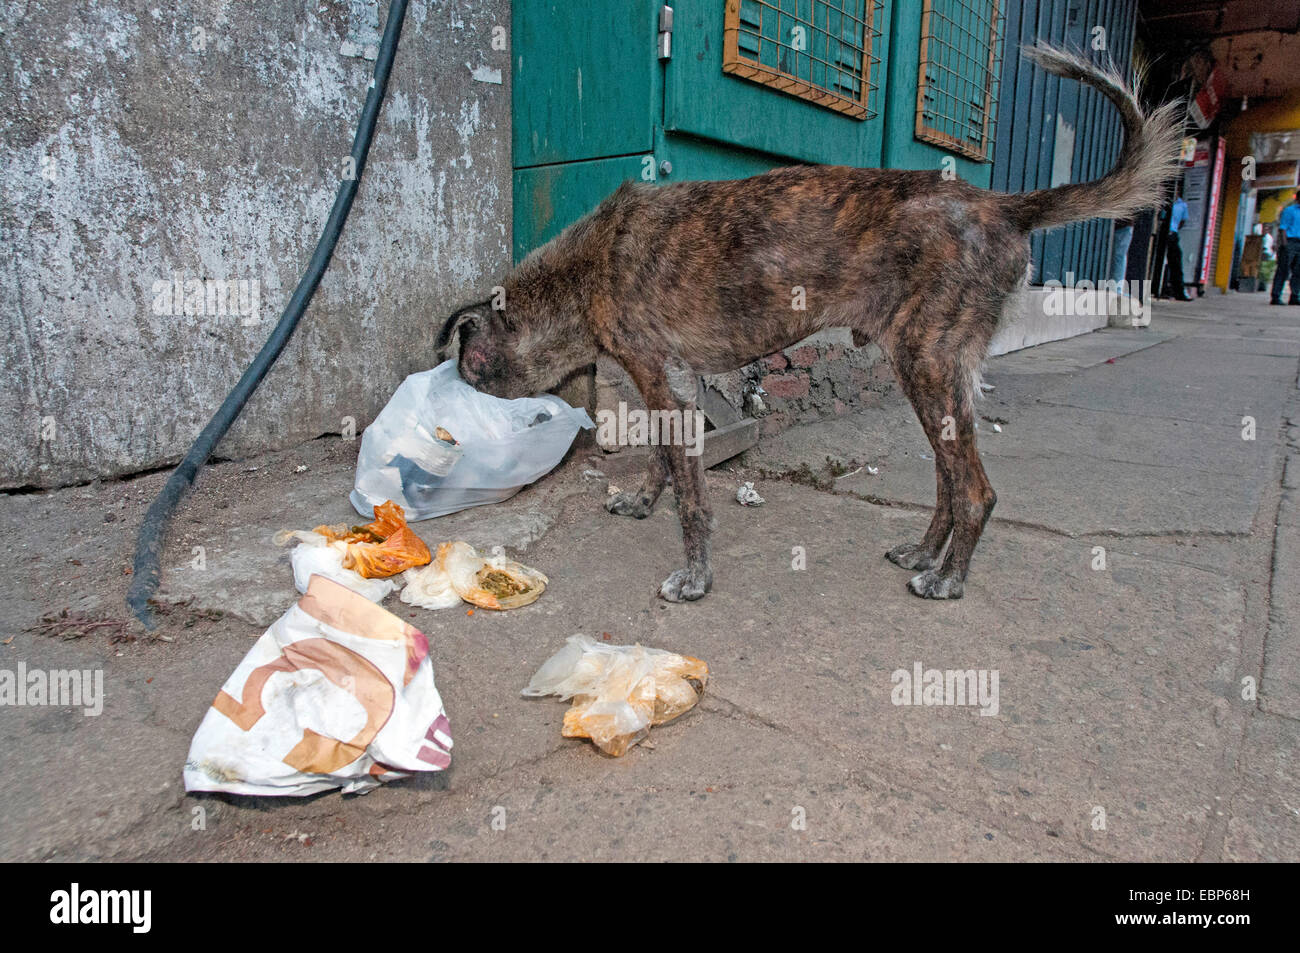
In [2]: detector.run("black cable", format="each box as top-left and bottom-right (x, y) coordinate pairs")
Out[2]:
(127, 0), (410, 628)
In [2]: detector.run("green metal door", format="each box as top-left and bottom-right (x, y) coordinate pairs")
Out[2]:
(513, 0), (891, 260)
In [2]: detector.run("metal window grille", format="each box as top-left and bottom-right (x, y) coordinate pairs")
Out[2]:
(916, 0), (1004, 161)
(722, 0), (884, 121)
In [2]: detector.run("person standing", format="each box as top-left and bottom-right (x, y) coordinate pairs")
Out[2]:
(1271, 191), (1300, 306)
(1164, 190), (1191, 301)
(1111, 216), (1135, 292)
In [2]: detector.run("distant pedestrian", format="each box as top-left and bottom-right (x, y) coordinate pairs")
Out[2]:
(1270, 191), (1300, 306)
(1164, 190), (1191, 301)
(1111, 216), (1134, 292)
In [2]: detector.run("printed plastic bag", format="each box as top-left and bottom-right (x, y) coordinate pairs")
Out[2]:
(351, 360), (594, 521)
(523, 635), (709, 756)
(184, 575), (452, 796)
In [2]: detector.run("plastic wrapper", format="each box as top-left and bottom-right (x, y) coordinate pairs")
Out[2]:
(436, 541), (547, 609)
(283, 534), (397, 603)
(350, 360), (594, 521)
(398, 542), (547, 610)
(184, 575), (452, 796)
(523, 635), (709, 756)
(312, 500), (432, 579)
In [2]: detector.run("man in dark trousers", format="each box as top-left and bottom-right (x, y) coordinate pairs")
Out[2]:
(1271, 190), (1300, 306)
(1164, 188), (1191, 301)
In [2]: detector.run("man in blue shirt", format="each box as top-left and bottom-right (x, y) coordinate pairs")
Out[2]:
(1271, 190), (1300, 306)
(1164, 190), (1191, 301)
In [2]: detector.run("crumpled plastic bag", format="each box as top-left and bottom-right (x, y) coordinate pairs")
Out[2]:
(350, 360), (594, 521)
(400, 542), (547, 611)
(440, 542), (547, 609)
(399, 563), (462, 610)
(282, 534), (397, 603)
(310, 500), (432, 578)
(275, 501), (431, 602)
(184, 574), (453, 796)
(523, 635), (709, 756)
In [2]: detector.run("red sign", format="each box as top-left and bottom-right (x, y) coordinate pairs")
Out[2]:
(1189, 66), (1226, 129)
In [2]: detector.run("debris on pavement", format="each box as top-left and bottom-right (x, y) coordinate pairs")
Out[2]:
(434, 542), (548, 610)
(400, 542), (547, 611)
(399, 563), (463, 610)
(27, 609), (134, 644)
(522, 634), (709, 757)
(184, 574), (452, 797)
(736, 481), (765, 506)
(350, 360), (594, 520)
(275, 500), (431, 601)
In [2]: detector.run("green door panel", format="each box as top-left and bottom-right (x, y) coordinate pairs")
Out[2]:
(513, 154), (652, 261)
(665, 0), (890, 168)
(657, 130), (792, 181)
(513, 0), (662, 168)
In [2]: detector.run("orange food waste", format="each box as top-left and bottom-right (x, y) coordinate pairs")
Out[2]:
(311, 501), (431, 579)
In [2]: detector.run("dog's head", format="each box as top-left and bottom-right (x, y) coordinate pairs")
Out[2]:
(437, 298), (589, 399)
(435, 300), (517, 397)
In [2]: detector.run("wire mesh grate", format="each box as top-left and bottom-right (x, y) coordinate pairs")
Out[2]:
(916, 0), (1004, 161)
(722, 0), (884, 121)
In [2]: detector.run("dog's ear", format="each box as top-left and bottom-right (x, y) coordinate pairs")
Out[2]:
(436, 303), (489, 357)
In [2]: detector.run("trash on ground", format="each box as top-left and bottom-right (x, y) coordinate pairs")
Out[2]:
(736, 481), (765, 506)
(399, 541), (548, 611)
(276, 500), (431, 601)
(992, 423), (1003, 433)
(350, 360), (594, 521)
(866, 464), (880, 474)
(184, 574), (452, 796)
(522, 634), (709, 756)
(399, 563), (462, 610)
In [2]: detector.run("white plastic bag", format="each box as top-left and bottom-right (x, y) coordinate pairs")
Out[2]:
(275, 529), (398, 603)
(350, 360), (594, 521)
(523, 635), (709, 756)
(184, 575), (452, 796)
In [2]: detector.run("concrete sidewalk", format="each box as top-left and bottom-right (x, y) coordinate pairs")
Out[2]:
(1, 293), (1298, 861)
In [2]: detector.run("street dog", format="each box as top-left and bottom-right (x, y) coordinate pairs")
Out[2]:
(436, 45), (1182, 603)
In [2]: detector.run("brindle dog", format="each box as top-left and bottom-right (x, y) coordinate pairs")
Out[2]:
(436, 45), (1181, 603)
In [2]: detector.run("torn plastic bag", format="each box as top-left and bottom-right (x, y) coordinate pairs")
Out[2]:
(350, 360), (594, 521)
(273, 500), (430, 602)
(279, 531), (397, 603)
(523, 635), (709, 757)
(184, 575), (452, 796)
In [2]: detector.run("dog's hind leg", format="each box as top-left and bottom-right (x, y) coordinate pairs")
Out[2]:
(884, 327), (996, 599)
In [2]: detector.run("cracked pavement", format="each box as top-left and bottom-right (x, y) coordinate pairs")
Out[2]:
(1, 294), (1298, 861)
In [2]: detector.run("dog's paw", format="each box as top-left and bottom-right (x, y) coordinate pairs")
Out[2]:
(907, 569), (964, 600)
(886, 542), (937, 571)
(659, 565), (712, 602)
(605, 489), (654, 519)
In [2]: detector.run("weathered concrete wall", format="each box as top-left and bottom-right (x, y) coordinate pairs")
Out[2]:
(1, 0), (511, 488)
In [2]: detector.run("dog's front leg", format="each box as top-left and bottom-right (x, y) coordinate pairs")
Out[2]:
(605, 444), (668, 519)
(621, 357), (714, 602)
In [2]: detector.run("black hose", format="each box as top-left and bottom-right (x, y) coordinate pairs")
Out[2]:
(127, 0), (410, 628)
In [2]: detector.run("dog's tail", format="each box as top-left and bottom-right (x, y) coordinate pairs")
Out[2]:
(1003, 44), (1183, 232)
